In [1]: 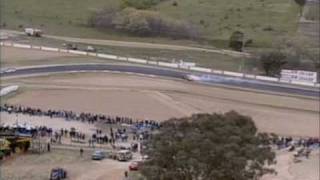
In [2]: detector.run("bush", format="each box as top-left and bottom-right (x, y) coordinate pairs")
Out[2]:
(90, 7), (199, 39)
(172, 1), (178, 6)
(258, 51), (287, 76)
(121, 0), (163, 9)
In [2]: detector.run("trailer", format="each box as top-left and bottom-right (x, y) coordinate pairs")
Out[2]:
(24, 28), (43, 37)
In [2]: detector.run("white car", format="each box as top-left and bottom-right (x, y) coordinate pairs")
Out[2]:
(0, 68), (16, 74)
(184, 74), (201, 81)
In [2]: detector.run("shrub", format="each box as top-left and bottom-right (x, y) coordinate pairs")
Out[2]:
(172, 1), (178, 6)
(263, 26), (274, 31)
(121, 0), (163, 9)
(229, 31), (244, 51)
(90, 7), (199, 39)
(258, 51), (287, 76)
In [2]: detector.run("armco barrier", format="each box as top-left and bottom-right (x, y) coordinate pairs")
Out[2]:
(279, 79), (291, 83)
(290, 81), (315, 87)
(117, 56), (127, 61)
(190, 67), (212, 73)
(223, 71), (244, 77)
(212, 70), (223, 74)
(59, 49), (69, 53)
(4, 42), (318, 88)
(0, 85), (19, 97)
(147, 61), (158, 65)
(13, 43), (31, 49)
(244, 74), (256, 79)
(68, 50), (88, 55)
(158, 62), (179, 68)
(256, 76), (279, 82)
(41, 46), (59, 52)
(87, 52), (97, 57)
(128, 58), (147, 64)
(31, 46), (41, 50)
(3, 42), (12, 46)
(97, 53), (118, 60)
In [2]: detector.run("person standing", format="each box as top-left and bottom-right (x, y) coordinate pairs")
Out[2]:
(122, 171), (131, 180)
(47, 143), (51, 152)
(80, 148), (83, 157)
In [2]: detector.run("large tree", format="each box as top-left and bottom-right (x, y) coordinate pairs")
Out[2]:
(258, 51), (287, 76)
(141, 111), (276, 180)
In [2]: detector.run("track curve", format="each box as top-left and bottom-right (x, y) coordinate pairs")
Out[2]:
(1, 64), (319, 97)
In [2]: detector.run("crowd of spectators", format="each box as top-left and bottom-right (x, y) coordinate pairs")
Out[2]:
(0, 104), (161, 129)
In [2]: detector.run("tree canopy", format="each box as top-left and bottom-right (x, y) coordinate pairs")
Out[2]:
(258, 51), (287, 76)
(141, 111), (276, 180)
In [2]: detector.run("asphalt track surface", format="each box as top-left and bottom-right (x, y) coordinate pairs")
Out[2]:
(1, 64), (319, 97)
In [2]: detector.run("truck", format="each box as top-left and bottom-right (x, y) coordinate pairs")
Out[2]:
(24, 28), (43, 37)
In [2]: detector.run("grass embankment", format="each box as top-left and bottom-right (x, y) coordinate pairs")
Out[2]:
(0, 0), (300, 48)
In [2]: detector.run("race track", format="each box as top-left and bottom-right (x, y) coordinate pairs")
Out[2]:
(1, 64), (319, 97)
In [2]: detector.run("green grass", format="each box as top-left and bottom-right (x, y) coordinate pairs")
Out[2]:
(0, 0), (300, 48)
(304, 4), (320, 21)
(11, 36), (254, 73)
(156, 0), (300, 47)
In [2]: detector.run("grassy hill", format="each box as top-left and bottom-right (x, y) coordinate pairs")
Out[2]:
(0, 0), (300, 48)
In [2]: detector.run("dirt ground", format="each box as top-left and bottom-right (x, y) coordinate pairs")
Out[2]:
(2, 72), (319, 137)
(0, 47), (114, 68)
(1, 47), (74, 65)
(261, 150), (319, 180)
(1, 149), (131, 180)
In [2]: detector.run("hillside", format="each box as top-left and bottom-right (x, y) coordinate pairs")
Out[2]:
(0, 0), (300, 48)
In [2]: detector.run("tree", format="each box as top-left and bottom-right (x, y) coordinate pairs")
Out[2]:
(294, 0), (306, 16)
(141, 111), (276, 180)
(259, 51), (287, 76)
(229, 31), (244, 52)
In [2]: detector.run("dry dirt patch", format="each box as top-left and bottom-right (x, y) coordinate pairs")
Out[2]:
(3, 73), (319, 137)
(1, 47), (75, 64)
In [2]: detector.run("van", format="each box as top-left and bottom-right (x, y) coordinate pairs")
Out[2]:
(116, 150), (133, 161)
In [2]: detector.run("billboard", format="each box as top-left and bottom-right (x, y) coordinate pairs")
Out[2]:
(281, 69), (318, 83)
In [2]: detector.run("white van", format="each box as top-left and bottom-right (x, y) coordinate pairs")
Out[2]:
(116, 150), (133, 161)
(24, 28), (42, 37)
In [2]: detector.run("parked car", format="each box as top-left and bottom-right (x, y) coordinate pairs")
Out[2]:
(129, 161), (143, 171)
(86, 45), (97, 52)
(91, 150), (106, 160)
(49, 168), (67, 180)
(63, 43), (78, 50)
(117, 150), (133, 161)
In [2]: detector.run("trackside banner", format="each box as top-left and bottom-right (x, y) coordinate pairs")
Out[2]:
(281, 69), (318, 83)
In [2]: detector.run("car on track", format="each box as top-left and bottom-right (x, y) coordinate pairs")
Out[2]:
(0, 68), (16, 74)
(91, 150), (106, 160)
(184, 74), (201, 81)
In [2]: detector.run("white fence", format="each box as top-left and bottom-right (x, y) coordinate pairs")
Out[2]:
(1, 42), (319, 88)
(0, 85), (19, 97)
(223, 71), (244, 77)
